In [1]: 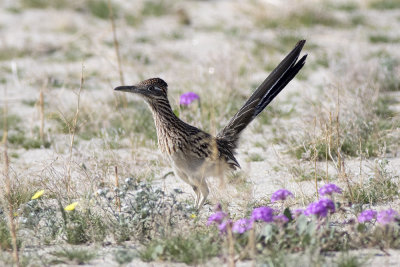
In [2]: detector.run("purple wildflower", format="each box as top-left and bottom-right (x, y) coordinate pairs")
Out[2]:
(180, 92), (200, 106)
(218, 219), (232, 234)
(232, 218), (253, 234)
(273, 214), (289, 224)
(251, 206), (274, 222)
(358, 210), (377, 223)
(304, 198), (335, 218)
(319, 184), (342, 196)
(207, 211), (227, 226)
(377, 209), (398, 225)
(271, 189), (294, 202)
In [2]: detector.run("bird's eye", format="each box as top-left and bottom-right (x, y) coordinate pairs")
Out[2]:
(148, 85), (154, 91)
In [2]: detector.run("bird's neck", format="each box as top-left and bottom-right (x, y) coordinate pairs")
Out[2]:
(148, 98), (180, 126)
(148, 98), (185, 153)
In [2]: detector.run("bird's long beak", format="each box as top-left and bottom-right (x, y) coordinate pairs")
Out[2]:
(114, 85), (138, 93)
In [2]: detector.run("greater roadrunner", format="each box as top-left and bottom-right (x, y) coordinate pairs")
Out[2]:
(115, 40), (307, 208)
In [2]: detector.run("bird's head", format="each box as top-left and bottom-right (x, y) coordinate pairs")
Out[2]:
(114, 78), (168, 102)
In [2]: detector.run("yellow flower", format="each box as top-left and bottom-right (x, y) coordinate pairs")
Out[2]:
(190, 213), (197, 219)
(31, 190), (44, 200)
(64, 202), (79, 211)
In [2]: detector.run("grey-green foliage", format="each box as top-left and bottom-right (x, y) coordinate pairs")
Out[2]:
(19, 199), (61, 242)
(96, 178), (194, 243)
(19, 198), (106, 245)
(16, 179), (193, 247)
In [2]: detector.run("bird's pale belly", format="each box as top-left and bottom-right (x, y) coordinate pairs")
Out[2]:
(166, 150), (226, 179)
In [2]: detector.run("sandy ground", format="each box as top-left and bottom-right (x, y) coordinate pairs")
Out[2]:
(1, 0), (400, 266)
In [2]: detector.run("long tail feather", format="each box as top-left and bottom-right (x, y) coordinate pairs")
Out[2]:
(217, 40), (307, 152)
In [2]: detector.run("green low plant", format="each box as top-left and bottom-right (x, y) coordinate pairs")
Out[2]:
(113, 249), (137, 265)
(0, 217), (13, 251)
(337, 253), (365, 267)
(368, 0), (400, 10)
(141, 0), (171, 17)
(140, 230), (221, 264)
(50, 247), (96, 265)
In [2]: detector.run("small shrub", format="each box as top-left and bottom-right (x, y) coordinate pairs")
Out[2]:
(344, 159), (399, 204)
(0, 217), (13, 251)
(63, 209), (106, 245)
(87, 0), (118, 19)
(0, 112), (21, 130)
(140, 230), (221, 264)
(142, 0), (170, 17)
(113, 249), (136, 265)
(247, 153), (264, 162)
(256, 6), (344, 29)
(375, 56), (400, 92)
(125, 14), (141, 27)
(289, 164), (331, 182)
(20, 198), (106, 245)
(0, 215), (22, 251)
(6, 131), (51, 149)
(368, 0), (400, 10)
(20, 0), (67, 9)
(96, 179), (194, 242)
(332, 2), (359, 12)
(337, 253), (364, 267)
(369, 34), (400, 44)
(50, 247), (96, 265)
(290, 90), (398, 161)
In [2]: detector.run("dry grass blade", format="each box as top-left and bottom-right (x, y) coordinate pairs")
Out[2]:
(108, 0), (127, 108)
(115, 166), (121, 212)
(65, 64), (84, 194)
(2, 87), (20, 267)
(38, 79), (46, 142)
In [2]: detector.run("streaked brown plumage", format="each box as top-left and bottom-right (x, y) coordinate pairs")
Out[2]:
(115, 40), (307, 208)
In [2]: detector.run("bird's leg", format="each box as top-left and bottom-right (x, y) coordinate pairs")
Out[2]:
(192, 185), (200, 207)
(197, 179), (209, 209)
(173, 168), (200, 206)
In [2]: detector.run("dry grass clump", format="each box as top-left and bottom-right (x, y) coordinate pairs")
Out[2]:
(374, 55), (400, 92)
(368, 0), (400, 10)
(48, 99), (157, 148)
(343, 159), (399, 205)
(248, 1), (363, 30)
(289, 52), (399, 162)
